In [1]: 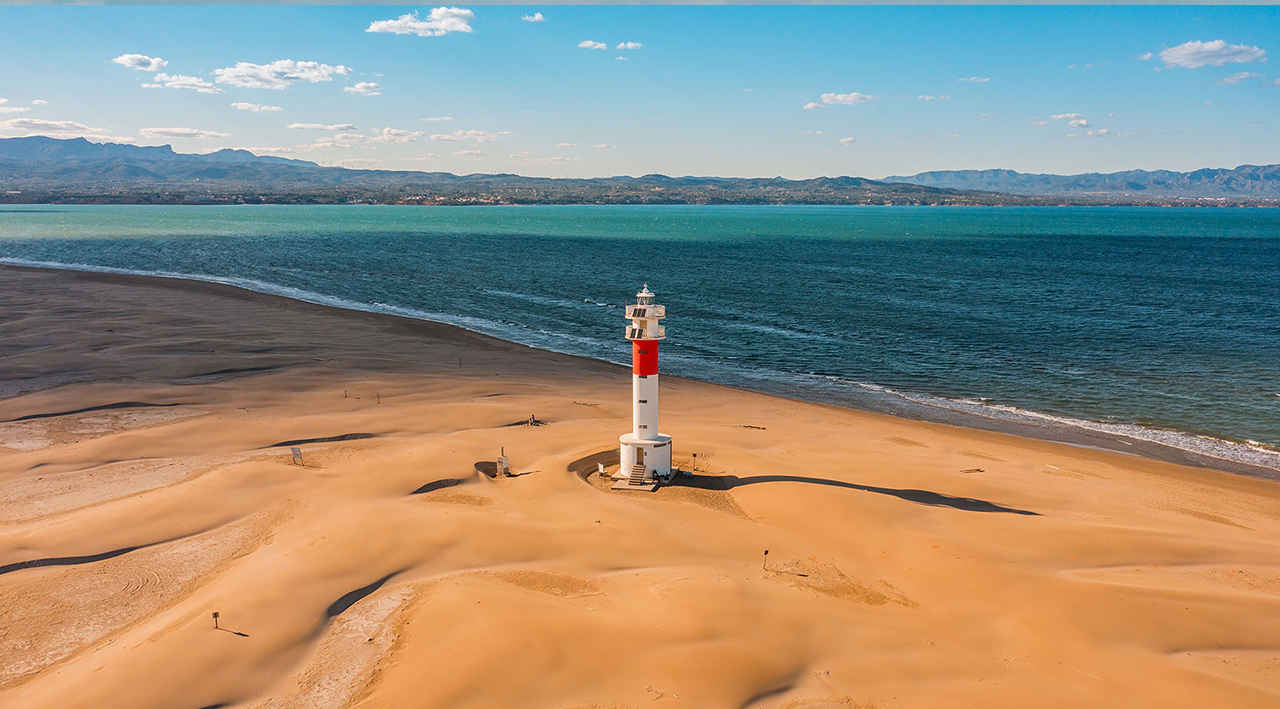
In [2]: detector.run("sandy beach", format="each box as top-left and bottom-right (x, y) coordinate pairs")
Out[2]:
(0, 263), (1277, 708)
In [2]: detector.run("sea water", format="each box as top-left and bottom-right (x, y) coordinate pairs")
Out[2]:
(1, 204), (1277, 473)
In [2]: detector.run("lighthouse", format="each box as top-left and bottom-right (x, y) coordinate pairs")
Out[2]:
(615, 284), (672, 488)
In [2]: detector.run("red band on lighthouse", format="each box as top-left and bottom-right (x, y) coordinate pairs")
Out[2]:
(632, 340), (659, 375)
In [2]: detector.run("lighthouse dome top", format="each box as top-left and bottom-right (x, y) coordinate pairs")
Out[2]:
(636, 284), (656, 304)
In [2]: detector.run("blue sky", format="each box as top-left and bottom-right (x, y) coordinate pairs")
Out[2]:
(0, 5), (1276, 178)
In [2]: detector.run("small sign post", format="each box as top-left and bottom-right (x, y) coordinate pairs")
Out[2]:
(291, 447), (303, 466)
(762, 549), (769, 571)
(212, 611), (220, 629)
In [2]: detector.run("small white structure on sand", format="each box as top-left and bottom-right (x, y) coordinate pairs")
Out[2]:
(614, 285), (672, 490)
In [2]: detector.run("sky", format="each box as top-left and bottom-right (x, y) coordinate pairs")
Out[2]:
(0, 5), (1276, 178)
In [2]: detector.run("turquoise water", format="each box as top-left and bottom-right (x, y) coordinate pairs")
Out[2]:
(2, 204), (1278, 471)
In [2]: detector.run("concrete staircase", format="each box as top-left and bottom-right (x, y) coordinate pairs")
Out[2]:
(611, 463), (657, 491)
(628, 464), (647, 486)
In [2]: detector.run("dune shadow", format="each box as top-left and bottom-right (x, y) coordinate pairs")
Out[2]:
(266, 433), (376, 448)
(674, 473), (1038, 516)
(0, 545), (144, 576)
(412, 477), (467, 494)
(566, 449), (620, 480)
(5, 401), (179, 423)
(326, 572), (398, 618)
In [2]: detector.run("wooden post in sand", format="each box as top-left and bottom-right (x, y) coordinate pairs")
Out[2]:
(212, 612), (220, 629)
(763, 550), (769, 570)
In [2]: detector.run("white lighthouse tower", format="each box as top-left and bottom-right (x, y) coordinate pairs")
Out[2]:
(615, 284), (672, 488)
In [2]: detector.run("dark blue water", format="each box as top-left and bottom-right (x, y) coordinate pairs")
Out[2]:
(2, 204), (1278, 471)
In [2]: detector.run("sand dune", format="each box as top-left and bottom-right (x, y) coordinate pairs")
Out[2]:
(0, 265), (1277, 708)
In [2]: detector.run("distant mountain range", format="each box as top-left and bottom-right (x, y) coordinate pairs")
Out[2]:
(884, 165), (1280, 199)
(0, 136), (1273, 206)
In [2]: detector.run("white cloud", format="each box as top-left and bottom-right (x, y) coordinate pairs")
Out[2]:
(289, 122), (357, 131)
(615, 56), (628, 61)
(422, 116), (452, 122)
(31, 99), (49, 106)
(453, 149), (488, 157)
(376, 127), (423, 143)
(591, 143), (616, 149)
(1086, 129), (1112, 137)
(231, 102), (283, 112)
(556, 142), (577, 148)
(820, 92), (877, 105)
(802, 102), (825, 110)
(344, 82), (382, 96)
(299, 127), (422, 150)
(1218, 72), (1262, 84)
(214, 60), (352, 90)
(0, 106), (31, 114)
(430, 129), (512, 143)
(1030, 120), (1049, 126)
(916, 95), (951, 101)
(838, 137), (856, 145)
(578, 40), (607, 50)
(1138, 53), (1154, 61)
(0, 98), (6, 104)
(143, 73), (224, 94)
(113, 54), (167, 72)
(139, 126), (230, 139)
(616, 42), (643, 50)
(955, 76), (991, 83)
(1051, 113), (1089, 127)
(0, 118), (104, 134)
(977, 112), (994, 118)
(367, 7), (475, 37)
(522, 12), (545, 23)
(1149, 40), (1266, 69)
(516, 156), (577, 165)
(802, 130), (824, 135)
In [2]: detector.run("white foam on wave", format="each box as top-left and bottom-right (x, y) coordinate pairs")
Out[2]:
(800, 372), (1280, 472)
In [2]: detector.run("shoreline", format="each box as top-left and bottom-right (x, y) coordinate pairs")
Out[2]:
(2, 261), (1276, 483)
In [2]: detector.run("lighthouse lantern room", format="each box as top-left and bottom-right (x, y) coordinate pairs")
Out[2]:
(615, 284), (672, 488)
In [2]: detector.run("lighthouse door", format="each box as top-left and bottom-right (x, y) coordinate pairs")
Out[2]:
(635, 447), (645, 465)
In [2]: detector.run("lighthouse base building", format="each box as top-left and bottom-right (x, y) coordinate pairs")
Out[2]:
(612, 285), (673, 490)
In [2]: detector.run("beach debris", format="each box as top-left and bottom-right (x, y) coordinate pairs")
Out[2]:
(737, 424), (767, 430)
(291, 447), (304, 466)
(960, 468), (983, 474)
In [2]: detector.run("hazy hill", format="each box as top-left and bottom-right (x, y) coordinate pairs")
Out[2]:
(0, 137), (1027, 206)
(1, 136), (1271, 206)
(883, 165), (1280, 199)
